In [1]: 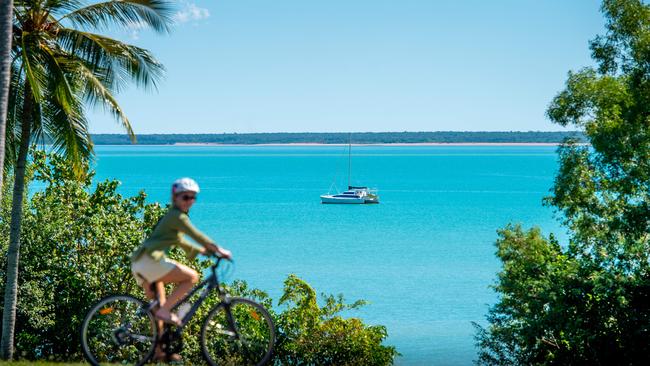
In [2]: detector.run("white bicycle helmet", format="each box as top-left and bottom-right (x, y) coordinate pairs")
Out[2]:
(172, 177), (200, 194)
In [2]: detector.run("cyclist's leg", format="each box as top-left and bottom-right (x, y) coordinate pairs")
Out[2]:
(142, 280), (169, 361)
(139, 280), (165, 333)
(157, 263), (199, 314)
(152, 266), (196, 362)
(140, 279), (155, 300)
(141, 279), (166, 326)
(153, 281), (166, 306)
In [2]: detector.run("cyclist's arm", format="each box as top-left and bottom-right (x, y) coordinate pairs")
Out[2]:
(175, 214), (219, 257)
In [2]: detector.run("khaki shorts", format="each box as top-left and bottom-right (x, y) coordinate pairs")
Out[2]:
(131, 254), (178, 286)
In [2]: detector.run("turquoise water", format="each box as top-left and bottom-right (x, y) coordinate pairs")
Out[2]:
(92, 145), (565, 365)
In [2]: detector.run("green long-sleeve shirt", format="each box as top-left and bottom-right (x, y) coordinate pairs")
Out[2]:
(131, 206), (213, 262)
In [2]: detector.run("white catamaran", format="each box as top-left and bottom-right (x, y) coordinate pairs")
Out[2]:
(320, 138), (379, 204)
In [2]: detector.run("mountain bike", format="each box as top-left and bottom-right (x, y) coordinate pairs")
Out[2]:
(80, 254), (275, 366)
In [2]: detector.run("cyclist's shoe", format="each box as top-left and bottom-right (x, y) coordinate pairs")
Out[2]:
(153, 347), (166, 362)
(167, 353), (182, 362)
(155, 308), (181, 326)
(154, 351), (182, 363)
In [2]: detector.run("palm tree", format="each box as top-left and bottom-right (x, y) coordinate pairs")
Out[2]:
(1, 0), (174, 359)
(0, 0), (14, 198)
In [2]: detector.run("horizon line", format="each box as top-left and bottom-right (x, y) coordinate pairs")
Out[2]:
(90, 130), (580, 135)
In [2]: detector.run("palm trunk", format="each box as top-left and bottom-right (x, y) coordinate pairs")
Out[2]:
(0, 82), (32, 360)
(0, 0), (14, 198)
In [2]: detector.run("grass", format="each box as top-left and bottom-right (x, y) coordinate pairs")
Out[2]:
(0, 362), (87, 366)
(0, 361), (171, 365)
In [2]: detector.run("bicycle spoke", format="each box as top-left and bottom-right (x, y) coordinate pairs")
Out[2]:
(201, 298), (275, 366)
(81, 295), (156, 366)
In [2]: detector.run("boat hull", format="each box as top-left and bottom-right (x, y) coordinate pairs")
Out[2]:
(320, 195), (379, 204)
(364, 196), (380, 204)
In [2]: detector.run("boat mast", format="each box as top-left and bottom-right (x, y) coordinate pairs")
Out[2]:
(348, 133), (352, 189)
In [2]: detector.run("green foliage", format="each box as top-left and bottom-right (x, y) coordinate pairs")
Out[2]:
(476, 226), (650, 365)
(274, 275), (395, 366)
(476, 1), (650, 364)
(0, 151), (397, 364)
(547, 1), (650, 272)
(88, 131), (585, 145)
(0, 150), (163, 359)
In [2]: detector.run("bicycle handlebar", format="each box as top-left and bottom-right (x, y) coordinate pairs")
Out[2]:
(207, 253), (233, 270)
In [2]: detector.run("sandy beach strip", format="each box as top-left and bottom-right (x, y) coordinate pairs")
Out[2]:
(171, 142), (566, 147)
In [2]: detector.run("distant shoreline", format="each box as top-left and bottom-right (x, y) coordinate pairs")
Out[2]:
(171, 142), (564, 146)
(89, 131), (585, 145)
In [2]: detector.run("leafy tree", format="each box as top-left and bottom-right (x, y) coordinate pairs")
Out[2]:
(1, 0), (173, 359)
(475, 1), (650, 364)
(0, 151), (398, 365)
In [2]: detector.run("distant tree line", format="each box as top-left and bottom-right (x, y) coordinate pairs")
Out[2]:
(89, 131), (585, 145)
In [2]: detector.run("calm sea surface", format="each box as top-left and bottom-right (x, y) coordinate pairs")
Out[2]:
(91, 145), (566, 366)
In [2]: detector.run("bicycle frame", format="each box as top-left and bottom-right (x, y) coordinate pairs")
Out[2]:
(148, 257), (231, 331)
(81, 255), (275, 366)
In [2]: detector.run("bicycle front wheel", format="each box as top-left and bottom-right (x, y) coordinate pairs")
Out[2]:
(201, 297), (276, 366)
(80, 294), (157, 366)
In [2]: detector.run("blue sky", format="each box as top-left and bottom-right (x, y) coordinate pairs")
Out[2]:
(88, 0), (604, 134)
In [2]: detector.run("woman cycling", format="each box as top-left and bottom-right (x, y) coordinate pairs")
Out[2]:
(130, 178), (231, 359)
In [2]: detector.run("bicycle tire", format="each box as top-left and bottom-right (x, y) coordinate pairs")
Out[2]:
(201, 297), (276, 366)
(80, 294), (157, 366)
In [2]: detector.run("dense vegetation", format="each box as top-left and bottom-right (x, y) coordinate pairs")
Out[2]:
(475, 1), (650, 364)
(90, 131), (585, 145)
(0, 151), (397, 365)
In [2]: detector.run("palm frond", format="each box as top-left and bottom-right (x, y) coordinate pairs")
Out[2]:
(4, 63), (26, 173)
(40, 92), (94, 174)
(44, 0), (84, 14)
(57, 28), (165, 91)
(30, 53), (94, 174)
(60, 0), (174, 34)
(41, 46), (80, 119)
(20, 32), (48, 103)
(14, 1), (45, 12)
(73, 59), (136, 142)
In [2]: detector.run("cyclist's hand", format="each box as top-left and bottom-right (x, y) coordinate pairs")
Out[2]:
(217, 247), (232, 260)
(205, 243), (232, 260)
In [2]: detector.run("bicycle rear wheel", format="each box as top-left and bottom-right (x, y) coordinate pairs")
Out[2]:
(201, 297), (275, 366)
(80, 294), (157, 366)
